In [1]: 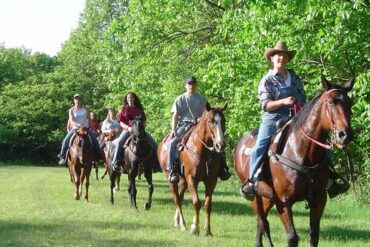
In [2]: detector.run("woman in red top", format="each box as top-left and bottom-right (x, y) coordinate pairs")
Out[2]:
(90, 112), (101, 135)
(111, 92), (157, 171)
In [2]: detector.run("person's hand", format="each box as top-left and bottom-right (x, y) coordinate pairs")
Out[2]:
(127, 126), (132, 132)
(170, 129), (176, 138)
(283, 96), (296, 106)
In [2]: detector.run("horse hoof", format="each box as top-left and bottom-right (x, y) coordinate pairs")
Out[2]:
(205, 230), (212, 237)
(144, 202), (151, 210)
(190, 224), (199, 235)
(74, 194), (80, 200)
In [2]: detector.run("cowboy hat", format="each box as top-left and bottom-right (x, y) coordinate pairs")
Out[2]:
(264, 41), (296, 62)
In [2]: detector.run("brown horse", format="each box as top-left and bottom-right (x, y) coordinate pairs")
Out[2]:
(158, 102), (227, 236)
(67, 126), (94, 201)
(234, 76), (355, 247)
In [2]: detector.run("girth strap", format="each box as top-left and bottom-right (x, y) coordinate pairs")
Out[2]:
(268, 149), (323, 174)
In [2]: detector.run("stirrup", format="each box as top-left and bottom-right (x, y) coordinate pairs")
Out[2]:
(168, 170), (179, 183)
(327, 180), (350, 198)
(240, 180), (256, 201)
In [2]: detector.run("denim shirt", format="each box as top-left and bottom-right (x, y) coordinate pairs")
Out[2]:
(258, 69), (306, 118)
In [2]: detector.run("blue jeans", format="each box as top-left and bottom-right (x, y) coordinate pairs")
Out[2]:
(112, 130), (158, 165)
(59, 129), (101, 160)
(248, 113), (282, 179)
(165, 125), (187, 171)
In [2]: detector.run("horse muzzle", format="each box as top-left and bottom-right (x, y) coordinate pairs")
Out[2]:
(214, 142), (225, 153)
(334, 128), (353, 149)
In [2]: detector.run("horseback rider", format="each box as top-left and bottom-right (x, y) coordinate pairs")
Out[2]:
(101, 108), (121, 135)
(166, 76), (231, 183)
(90, 112), (101, 135)
(240, 41), (350, 199)
(57, 94), (102, 165)
(111, 92), (159, 172)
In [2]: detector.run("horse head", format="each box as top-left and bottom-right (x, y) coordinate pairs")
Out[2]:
(76, 126), (91, 149)
(130, 116), (146, 141)
(204, 102), (228, 152)
(319, 75), (355, 148)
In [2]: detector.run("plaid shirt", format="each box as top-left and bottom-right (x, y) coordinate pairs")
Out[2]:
(258, 69), (306, 111)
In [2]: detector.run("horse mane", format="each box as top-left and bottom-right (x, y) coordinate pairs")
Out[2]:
(280, 90), (324, 145)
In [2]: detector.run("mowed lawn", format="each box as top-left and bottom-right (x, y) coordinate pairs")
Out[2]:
(0, 164), (369, 247)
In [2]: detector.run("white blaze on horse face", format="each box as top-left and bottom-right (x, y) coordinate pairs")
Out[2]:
(213, 113), (224, 145)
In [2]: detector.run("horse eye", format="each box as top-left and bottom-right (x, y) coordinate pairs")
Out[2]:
(327, 99), (335, 105)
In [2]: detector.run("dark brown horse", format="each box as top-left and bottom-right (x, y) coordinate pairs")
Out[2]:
(158, 102), (227, 236)
(234, 76), (355, 247)
(109, 117), (156, 210)
(67, 126), (94, 201)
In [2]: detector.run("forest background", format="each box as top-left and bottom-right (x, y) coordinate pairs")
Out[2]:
(0, 0), (368, 203)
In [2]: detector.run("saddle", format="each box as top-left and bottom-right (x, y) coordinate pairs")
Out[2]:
(177, 121), (198, 151)
(249, 118), (293, 181)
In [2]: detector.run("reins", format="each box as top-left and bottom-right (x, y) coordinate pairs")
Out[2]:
(300, 88), (347, 150)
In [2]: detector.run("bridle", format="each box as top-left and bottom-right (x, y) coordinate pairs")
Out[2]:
(300, 88), (347, 149)
(197, 111), (224, 152)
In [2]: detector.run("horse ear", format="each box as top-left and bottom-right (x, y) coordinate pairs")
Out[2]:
(205, 101), (211, 111)
(321, 74), (332, 90)
(221, 102), (228, 110)
(343, 76), (356, 91)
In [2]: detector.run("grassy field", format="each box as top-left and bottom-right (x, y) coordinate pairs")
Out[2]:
(0, 164), (369, 247)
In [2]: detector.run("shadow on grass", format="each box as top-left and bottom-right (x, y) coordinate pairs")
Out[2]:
(322, 226), (370, 242)
(0, 220), (172, 247)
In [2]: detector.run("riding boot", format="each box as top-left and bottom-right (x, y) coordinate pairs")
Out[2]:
(240, 179), (256, 201)
(169, 169), (179, 183)
(57, 155), (67, 166)
(168, 160), (179, 183)
(218, 153), (231, 181)
(327, 168), (350, 198)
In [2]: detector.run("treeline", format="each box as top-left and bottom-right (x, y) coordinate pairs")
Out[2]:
(0, 0), (369, 202)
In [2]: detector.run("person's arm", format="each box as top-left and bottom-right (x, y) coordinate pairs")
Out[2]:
(265, 97), (296, 111)
(170, 112), (179, 137)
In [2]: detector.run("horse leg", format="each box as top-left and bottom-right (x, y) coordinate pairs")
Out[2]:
(116, 173), (121, 191)
(143, 164), (153, 210)
(101, 167), (108, 179)
(110, 172), (116, 204)
(95, 162), (99, 180)
(276, 202), (299, 247)
(73, 166), (81, 200)
(309, 194), (327, 247)
(128, 168), (138, 210)
(203, 177), (218, 236)
(187, 177), (201, 235)
(80, 168), (85, 200)
(84, 165), (92, 202)
(170, 180), (187, 231)
(253, 196), (275, 247)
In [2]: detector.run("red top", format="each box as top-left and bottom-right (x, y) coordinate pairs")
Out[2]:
(118, 106), (146, 129)
(91, 119), (101, 132)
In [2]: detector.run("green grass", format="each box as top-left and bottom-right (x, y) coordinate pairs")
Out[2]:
(0, 165), (369, 247)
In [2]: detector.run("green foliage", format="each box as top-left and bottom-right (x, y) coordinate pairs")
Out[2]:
(0, 0), (368, 201)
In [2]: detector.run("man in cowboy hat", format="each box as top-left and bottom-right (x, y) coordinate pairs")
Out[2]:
(240, 41), (350, 199)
